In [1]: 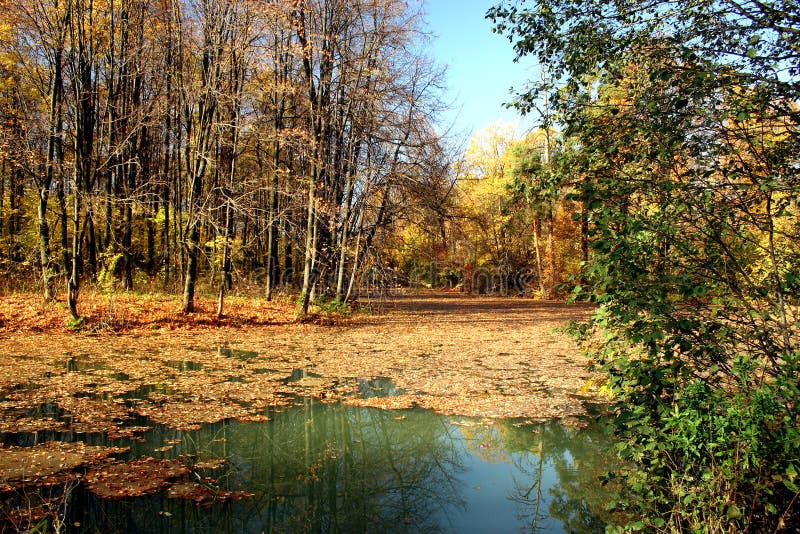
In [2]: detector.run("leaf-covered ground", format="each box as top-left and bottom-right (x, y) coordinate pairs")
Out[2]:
(1, 288), (599, 511)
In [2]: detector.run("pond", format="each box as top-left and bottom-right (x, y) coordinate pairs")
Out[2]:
(3, 399), (614, 533)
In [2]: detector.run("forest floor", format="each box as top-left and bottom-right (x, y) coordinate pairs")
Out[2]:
(0, 288), (602, 439)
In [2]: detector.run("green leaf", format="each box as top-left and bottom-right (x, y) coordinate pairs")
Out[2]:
(786, 463), (797, 480)
(726, 504), (742, 519)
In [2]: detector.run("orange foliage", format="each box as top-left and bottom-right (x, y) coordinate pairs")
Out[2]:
(0, 290), (298, 334)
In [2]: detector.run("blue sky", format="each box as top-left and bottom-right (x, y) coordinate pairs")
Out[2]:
(423, 0), (540, 139)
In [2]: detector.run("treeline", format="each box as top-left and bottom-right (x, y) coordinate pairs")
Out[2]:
(393, 122), (585, 299)
(0, 0), (451, 318)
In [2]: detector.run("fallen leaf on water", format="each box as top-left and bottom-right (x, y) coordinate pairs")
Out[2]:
(194, 458), (227, 470)
(236, 414), (270, 423)
(0, 442), (127, 484)
(167, 482), (254, 507)
(84, 457), (190, 499)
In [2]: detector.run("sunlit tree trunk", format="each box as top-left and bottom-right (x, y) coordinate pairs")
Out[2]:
(335, 168), (354, 301)
(264, 22), (293, 301)
(265, 142), (281, 300)
(545, 209), (556, 299)
(39, 24), (66, 301)
(295, 2), (328, 319)
(299, 163), (318, 318)
(67, 0), (98, 320)
(217, 20), (247, 317)
(182, 0), (231, 313)
(532, 217), (545, 297)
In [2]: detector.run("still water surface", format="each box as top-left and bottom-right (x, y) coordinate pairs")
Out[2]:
(38, 399), (616, 533)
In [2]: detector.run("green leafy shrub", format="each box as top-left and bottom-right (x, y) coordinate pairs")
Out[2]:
(600, 349), (799, 532)
(313, 296), (352, 317)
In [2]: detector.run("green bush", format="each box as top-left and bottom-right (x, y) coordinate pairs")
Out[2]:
(312, 296), (352, 316)
(597, 343), (800, 532)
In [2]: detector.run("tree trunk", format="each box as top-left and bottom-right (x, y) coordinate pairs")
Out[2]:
(58, 177), (69, 280)
(334, 181), (351, 301)
(266, 142), (280, 301)
(579, 176), (590, 290)
(85, 208), (97, 277)
(146, 206), (155, 274)
(7, 170), (19, 261)
(335, 142), (360, 301)
(104, 173), (113, 249)
(122, 202), (133, 290)
(39, 32), (66, 301)
(266, 34), (287, 301)
(162, 182), (170, 286)
(344, 207), (366, 303)
(532, 217), (545, 297)
(37, 192), (54, 300)
(0, 162), (4, 239)
(298, 172), (316, 319)
(546, 210), (556, 299)
(216, 196), (233, 317)
(181, 0), (229, 313)
(67, 3), (96, 321)
(284, 211), (293, 285)
(182, 171), (202, 313)
(67, 185), (81, 320)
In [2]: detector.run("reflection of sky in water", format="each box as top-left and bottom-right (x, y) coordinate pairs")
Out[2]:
(5, 400), (613, 533)
(454, 454), (527, 532)
(450, 437), (588, 533)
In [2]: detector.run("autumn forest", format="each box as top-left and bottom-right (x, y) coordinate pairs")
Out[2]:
(0, 0), (583, 324)
(0, 0), (453, 319)
(1, 0), (799, 532)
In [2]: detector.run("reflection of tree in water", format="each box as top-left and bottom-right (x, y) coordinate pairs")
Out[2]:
(489, 421), (615, 534)
(247, 399), (468, 533)
(78, 400), (468, 533)
(69, 404), (615, 533)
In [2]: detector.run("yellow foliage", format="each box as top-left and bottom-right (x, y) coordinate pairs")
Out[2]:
(452, 122), (533, 268)
(462, 121), (517, 177)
